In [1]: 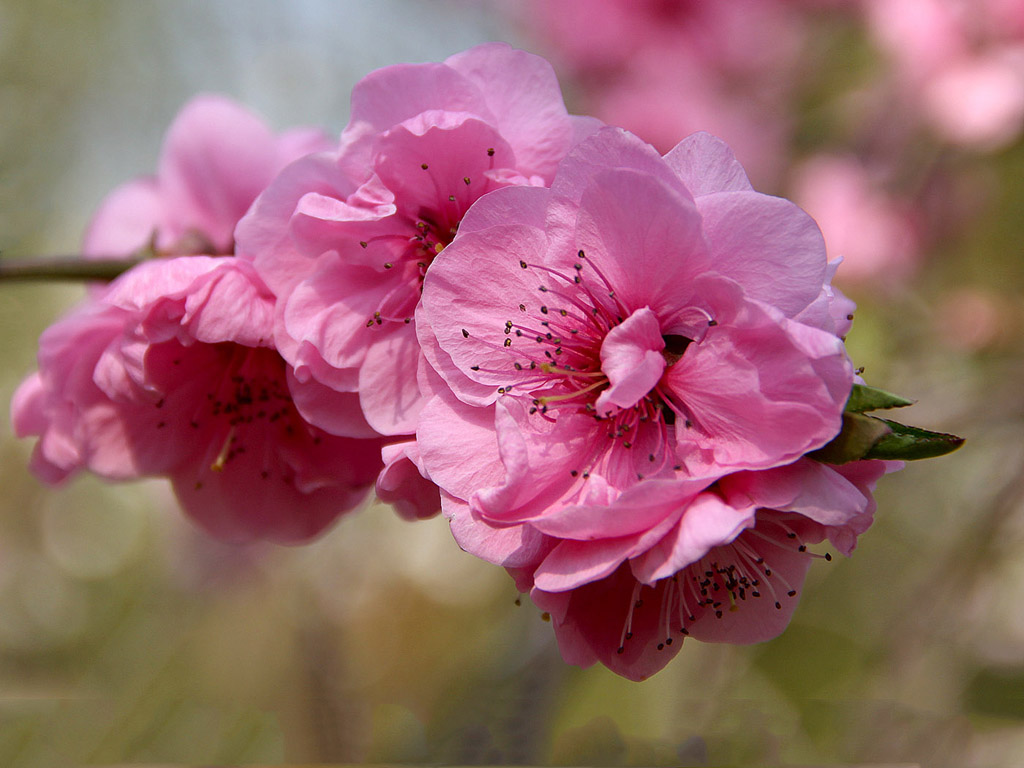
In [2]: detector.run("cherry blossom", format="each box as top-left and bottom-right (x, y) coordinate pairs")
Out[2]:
(11, 96), (384, 542)
(415, 127), (862, 678)
(236, 42), (598, 443)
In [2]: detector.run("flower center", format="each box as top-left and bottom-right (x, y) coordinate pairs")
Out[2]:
(364, 145), (503, 328)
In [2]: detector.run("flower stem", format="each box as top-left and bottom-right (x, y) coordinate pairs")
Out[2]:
(0, 255), (142, 282)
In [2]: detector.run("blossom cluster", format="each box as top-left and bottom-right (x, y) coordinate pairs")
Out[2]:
(11, 43), (957, 680)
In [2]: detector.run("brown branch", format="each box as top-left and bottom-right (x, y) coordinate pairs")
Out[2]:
(0, 255), (143, 282)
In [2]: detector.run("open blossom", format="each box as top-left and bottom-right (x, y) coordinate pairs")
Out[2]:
(11, 96), (383, 542)
(524, 459), (899, 680)
(236, 42), (598, 449)
(12, 258), (384, 543)
(416, 128), (865, 678)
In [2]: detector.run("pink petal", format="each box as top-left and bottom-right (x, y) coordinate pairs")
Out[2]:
(376, 439), (441, 520)
(594, 306), (665, 414)
(445, 493), (553, 569)
(445, 42), (574, 181)
(236, 151), (355, 297)
(158, 94), (281, 252)
(357, 323), (425, 436)
(417, 392), (508, 503)
(685, 523), (814, 644)
(421, 222), (551, 396)
(695, 190), (827, 318)
(286, 368), (379, 439)
(82, 178), (164, 257)
(662, 131), (753, 198)
(630, 491), (757, 583)
(571, 167), (710, 320)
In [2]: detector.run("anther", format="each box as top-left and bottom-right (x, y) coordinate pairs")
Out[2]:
(463, 176), (471, 185)
(520, 260), (528, 269)
(487, 147), (495, 156)
(421, 163), (429, 170)
(462, 329), (470, 338)
(359, 241), (368, 248)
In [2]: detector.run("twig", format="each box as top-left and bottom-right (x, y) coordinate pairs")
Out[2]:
(0, 255), (143, 282)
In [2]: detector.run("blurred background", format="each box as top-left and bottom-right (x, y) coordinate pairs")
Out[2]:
(0, 0), (1020, 765)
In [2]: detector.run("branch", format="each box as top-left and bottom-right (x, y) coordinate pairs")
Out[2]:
(0, 255), (143, 282)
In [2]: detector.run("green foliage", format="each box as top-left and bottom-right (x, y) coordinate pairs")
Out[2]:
(811, 384), (964, 464)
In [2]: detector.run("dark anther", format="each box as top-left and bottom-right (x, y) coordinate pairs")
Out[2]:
(421, 163), (429, 169)
(487, 147), (495, 156)
(463, 176), (471, 185)
(462, 329), (470, 338)
(661, 334), (693, 366)
(359, 241), (368, 248)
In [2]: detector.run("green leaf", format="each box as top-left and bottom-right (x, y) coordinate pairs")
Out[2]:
(808, 412), (893, 464)
(864, 419), (965, 461)
(845, 383), (915, 413)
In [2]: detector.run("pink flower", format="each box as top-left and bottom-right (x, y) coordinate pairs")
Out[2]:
(85, 94), (330, 258)
(414, 128), (861, 677)
(236, 42), (598, 443)
(509, 0), (809, 184)
(11, 96), (382, 543)
(865, 0), (1024, 149)
(12, 257), (384, 543)
(527, 459), (898, 680)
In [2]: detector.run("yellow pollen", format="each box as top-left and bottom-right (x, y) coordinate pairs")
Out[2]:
(536, 379), (607, 405)
(210, 426), (237, 472)
(433, 242), (445, 254)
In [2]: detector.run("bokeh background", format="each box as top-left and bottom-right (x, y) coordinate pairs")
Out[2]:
(0, 1), (1020, 765)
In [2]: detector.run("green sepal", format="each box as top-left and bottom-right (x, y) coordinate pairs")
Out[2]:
(845, 383), (915, 413)
(808, 412), (893, 464)
(863, 419), (965, 461)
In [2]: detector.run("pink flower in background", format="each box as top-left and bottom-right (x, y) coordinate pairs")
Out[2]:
(11, 95), (385, 542)
(237, 42), (598, 445)
(85, 94), (330, 258)
(865, 0), (1024, 149)
(509, 0), (811, 185)
(792, 155), (921, 285)
(12, 257), (384, 543)
(415, 128), (859, 678)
